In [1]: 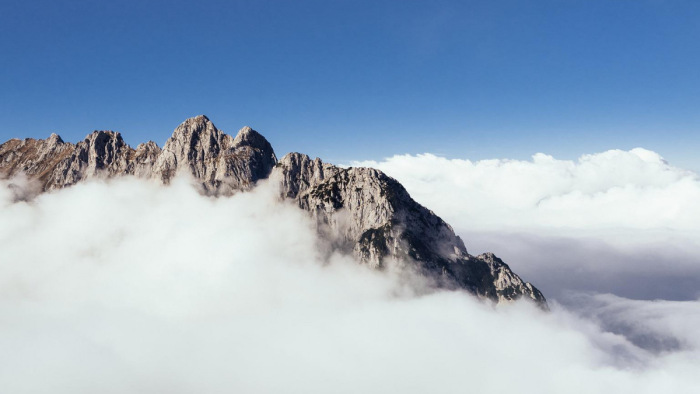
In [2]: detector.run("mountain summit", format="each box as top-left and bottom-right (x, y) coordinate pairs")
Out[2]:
(0, 116), (546, 307)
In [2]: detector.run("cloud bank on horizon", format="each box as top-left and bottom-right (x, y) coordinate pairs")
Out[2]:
(1, 176), (700, 393)
(353, 148), (700, 234)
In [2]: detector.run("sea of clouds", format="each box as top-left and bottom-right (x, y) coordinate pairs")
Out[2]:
(1, 148), (699, 392)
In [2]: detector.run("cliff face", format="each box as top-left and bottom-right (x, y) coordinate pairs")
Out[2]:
(0, 115), (546, 306)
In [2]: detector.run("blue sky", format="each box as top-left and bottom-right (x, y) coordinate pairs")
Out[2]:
(1, 0), (699, 168)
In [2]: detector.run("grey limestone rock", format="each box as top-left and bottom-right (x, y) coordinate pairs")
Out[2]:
(130, 141), (161, 178)
(49, 130), (134, 189)
(153, 115), (277, 194)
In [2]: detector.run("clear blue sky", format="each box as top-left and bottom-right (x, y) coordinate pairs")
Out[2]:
(1, 0), (699, 168)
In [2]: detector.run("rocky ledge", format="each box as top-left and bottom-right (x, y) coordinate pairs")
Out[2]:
(0, 115), (547, 307)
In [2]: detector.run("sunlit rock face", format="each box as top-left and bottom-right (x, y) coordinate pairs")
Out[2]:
(0, 133), (75, 190)
(152, 115), (277, 194)
(0, 115), (546, 307)
(0, 115), (277, 194)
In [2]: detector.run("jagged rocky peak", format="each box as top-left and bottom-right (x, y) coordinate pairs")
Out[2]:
(0, 116), (278, 194)
(274, 152), (468, 260)
(77, 131), (131, 169)
(130, 141), (161, 177)
(0, 133), (75, 188)
(154, 116), (277, 194)
(0, 130), (136, 190)
(135, 140), (161, 156)
(233, 125), (273, 150)
(275, 152), (335, 198)
(159, 115), (224, 167)
(165, 115), (222, 153)
(47, 133), (64, 144)
(0, 116), (546, 307)
(47, 130), (135, 189)
(477, 253), (546, 304)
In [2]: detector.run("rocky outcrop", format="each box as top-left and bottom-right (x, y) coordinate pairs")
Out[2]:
(478, 253), (546, 304)
(0, 115), (277, 194)
(48, 131), (134, 189)
(153, 115), (276, 194)
(271, 153), (547, 305)
(130, 141), (161, 178)
(0, 133), (75, 190)
(0, 115), (546, 307)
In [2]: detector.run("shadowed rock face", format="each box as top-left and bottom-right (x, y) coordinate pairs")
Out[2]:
(0, 115), (546, 307)
(49, 130), (133, 189)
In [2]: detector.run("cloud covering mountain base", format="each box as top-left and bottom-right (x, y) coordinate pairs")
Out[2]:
(1, 175), (699, 393)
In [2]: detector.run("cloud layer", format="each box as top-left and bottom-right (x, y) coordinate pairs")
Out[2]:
(1, 176), (700, 392)
(353, 148), (700, 233)
(354, 149), (700, 300)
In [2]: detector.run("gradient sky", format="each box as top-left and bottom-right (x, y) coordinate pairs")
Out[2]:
(1, 0), (699, 168)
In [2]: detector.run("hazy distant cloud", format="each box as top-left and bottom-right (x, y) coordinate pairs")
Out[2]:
(461, 230), (700, 301)
(1, 177), (700, 392)
(562, 293), (700, 355)
(353, 149), (700, 301)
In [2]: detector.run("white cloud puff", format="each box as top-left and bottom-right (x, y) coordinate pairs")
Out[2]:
(1, 176), (700, 393)
(353, 148), (700, 233)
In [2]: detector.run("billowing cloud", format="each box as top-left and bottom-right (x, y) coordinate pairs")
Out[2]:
(1, 176), (700, 392)
(353, 148), (700, 233)
(353, 149), (700, 300)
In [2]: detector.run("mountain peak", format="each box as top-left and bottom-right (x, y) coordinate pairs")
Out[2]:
(233, 126), (272, 150)
(151, 117), (276, 193)
(83, 130), (124, 145)
(234, 125), (256, 141)
(47, 133), (64, 144)
(271, 154), (545, 306)
(0, 115), (545, 307)
(189, 114), (211, 123)
(170, 115), (219, 140)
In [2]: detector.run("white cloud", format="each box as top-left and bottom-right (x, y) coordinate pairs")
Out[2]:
(353, 148), (700, 233)
(1, 176), (700, 392)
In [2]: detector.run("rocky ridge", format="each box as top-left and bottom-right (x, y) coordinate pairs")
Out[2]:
(0, 115), (546, 306)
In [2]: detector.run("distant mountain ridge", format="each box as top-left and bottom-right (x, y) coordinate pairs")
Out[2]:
(0, 115), (546, 307)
